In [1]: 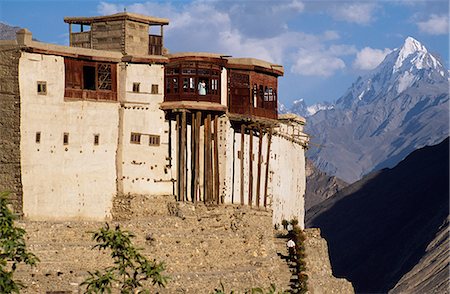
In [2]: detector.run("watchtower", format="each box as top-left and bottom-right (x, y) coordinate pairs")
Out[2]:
(64, 12), (169, 56)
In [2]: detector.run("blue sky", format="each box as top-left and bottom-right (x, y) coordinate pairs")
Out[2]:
(0, 0), (448, 107)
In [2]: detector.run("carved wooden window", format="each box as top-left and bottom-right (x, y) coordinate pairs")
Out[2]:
(130, 133), (141, 144)
(64, 58), (117, 101)
(148, 135), (160, 146)
(37, 81), (47, 95)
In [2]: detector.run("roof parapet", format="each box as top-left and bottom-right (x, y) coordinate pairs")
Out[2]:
(16, 29), (32, 46)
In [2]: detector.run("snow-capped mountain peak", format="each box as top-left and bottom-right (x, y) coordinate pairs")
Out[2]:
(393, 36), (441, 74)
(336, 36), (447, 108)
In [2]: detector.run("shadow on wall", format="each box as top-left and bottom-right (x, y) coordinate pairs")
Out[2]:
(306, 137), (449, 293)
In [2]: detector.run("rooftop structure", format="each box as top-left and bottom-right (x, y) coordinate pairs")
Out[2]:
(64, 12), (168, 56)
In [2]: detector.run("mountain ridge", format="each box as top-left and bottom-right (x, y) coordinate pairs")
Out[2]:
(306, 137), (449, 293)
(300, 36), (449, 182)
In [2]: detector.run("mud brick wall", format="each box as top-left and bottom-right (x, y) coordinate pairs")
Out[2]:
(0, 45), (23, 214)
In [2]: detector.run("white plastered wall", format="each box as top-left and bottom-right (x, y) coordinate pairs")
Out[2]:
(219, 117), (307, 228)
(270, 131), (306, 229)
(119, 63), (173, 195)
(19, 52), (119, 220)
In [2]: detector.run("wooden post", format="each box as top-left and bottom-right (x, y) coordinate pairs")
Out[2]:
(240, 124), (245, 206)
(263, 129), (273, 208)
(256, 127), (263, 208)
(176, 113), (180, 200)
(180, 111), (187, 202)
(90, 22), (93, 49)
(69, 23), (72, 46)
(213, 115), (220, 204)
(191, 112), (196, 202)
(204, 114), (212, 203)
(160, 25), (164, 49)
(194, 111), (201, 203)
(248, 128), (253, 207)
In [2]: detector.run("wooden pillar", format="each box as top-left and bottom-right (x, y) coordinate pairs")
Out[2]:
(69, 23), (72, 46)
(256, 127), (263, 208)
(240, 124), (245, 205)
(176, 114), (180, 200)
(204, 114), (212, 203)
(90, 22), (93, 49)
(264, 129), (273, 208)
(248, 128), (253, 207)
(160, 25), (164, 49)
(191, 113), (196, 202)
(180, 111), (187, 202)
(213, 115), (220, 204)
(194, 111), (201, 203)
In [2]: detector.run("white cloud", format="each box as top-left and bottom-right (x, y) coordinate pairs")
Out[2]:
(417, 14), (449, 35)
(329, 3), (378, 25)
(97, 1), (357, 77)
(272, 0), (305, 13)
(353, 47), (392, 70)
(291, 49), (346, 77)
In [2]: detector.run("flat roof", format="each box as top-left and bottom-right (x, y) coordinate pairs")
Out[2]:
(64, 12), (169, 26)
(167, 52), (226, 59)
(278, 113), (306, 124)
(227, 57), (284, 76)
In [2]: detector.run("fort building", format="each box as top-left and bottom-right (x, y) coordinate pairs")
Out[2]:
(0, 12), (308, 227)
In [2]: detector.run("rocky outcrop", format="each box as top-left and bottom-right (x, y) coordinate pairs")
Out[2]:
(305, 159), (347, 211)
(304, 229), (354, 294)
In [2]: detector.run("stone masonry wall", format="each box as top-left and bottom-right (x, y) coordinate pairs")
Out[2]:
(0, 45), (22, 213)
(16, 195), (293, 293)
(15, 195), (354, 293)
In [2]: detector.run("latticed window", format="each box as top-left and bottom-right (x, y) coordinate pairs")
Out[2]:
(64, 58), (117, 101)
(97, 64), (112, 90)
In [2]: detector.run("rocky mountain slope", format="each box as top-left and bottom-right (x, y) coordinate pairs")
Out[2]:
(0, 22), (21, 40)
(306, 137), (449, 293)
(305, 159), (348, 211)
(304, 37), (449, 183)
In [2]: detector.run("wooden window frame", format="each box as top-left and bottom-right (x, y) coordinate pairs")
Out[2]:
(63, 133), (69, 145)
(148, 134), (160, 146)
(151, 84), (159, 94)
(37, 81), (47, 95)
(130, 132), (141, 144)
(64, 58), (117, 101)
(133, 82), (140, 93)
(94, 134), (100, 145)
(35, 132), (41, 144)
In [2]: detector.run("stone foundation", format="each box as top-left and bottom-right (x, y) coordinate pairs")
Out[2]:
(14, 195), (353, 293)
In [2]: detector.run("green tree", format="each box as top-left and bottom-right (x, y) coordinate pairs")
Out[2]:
(0, 191), (39, 293)
(81, 223), (168, 294)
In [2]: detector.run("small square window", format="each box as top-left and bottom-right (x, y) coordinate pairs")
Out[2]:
(148, 135), (160, 146)
(151, 84), (159, 94)
(37, 81), (47, 95)
(35, 132), (41, 144)
(133, 82), (140, 93)
(94, 134), (100, 145)
(130, 132), (141, 144)
(63, 133), (69, 145)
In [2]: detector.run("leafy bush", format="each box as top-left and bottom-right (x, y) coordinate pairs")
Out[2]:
(0, 191), (39, 293)
(81, 223), (168, 294)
